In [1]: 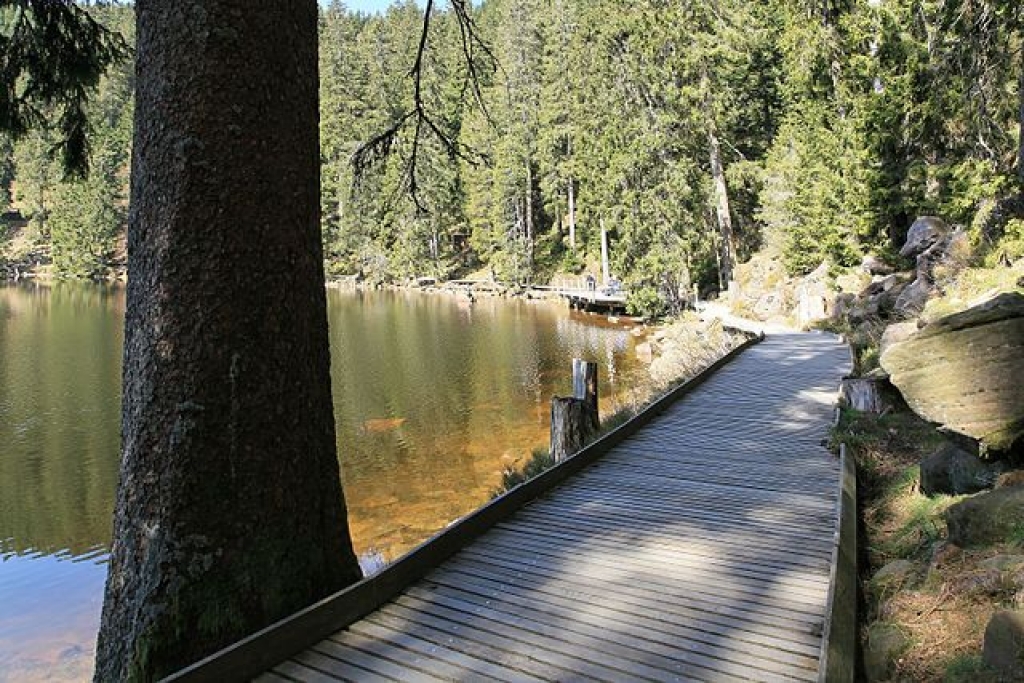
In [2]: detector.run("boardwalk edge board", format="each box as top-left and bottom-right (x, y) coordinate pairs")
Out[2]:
(162, 333), (764, 681)
(818, 442), (858, 683)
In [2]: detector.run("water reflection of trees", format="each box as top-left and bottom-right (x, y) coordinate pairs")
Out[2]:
(0, 283), (124, 558)
(326, 290), (650, 559)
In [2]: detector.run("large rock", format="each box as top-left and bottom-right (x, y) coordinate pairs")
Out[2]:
(946, 487), (1024, 547)
(864, 622), (910, 681)
(920, 442), (1004, 496)
(878, 321), (918, 357)
(893, 218), (963, 317)
(880, 292), (1024, 453)
(983, 610), (1024, 679)
(900, 216), (949, 258)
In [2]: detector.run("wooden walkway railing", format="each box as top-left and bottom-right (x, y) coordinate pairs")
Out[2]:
(170, 332), (852, 682)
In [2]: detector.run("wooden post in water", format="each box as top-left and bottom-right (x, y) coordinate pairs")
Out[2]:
(551, 360), (599, 463)
(572, 359), (599, 415)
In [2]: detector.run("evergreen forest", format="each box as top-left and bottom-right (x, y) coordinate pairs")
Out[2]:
(2, 0), (1022, 316)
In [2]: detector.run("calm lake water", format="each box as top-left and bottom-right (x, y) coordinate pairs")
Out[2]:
(0, 283), (651, 681)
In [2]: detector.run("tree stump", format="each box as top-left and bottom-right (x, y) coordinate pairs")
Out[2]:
(551, 397), (598, 463)
(840, 375), (895, 414)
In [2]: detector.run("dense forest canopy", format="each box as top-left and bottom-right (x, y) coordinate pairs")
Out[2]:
(1, 0), (1021, 315)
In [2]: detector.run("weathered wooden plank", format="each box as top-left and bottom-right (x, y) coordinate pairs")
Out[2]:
(286, 650), (393, 683)
(363, 606), (583, 682)
(575, 470), (837, 510)
(514, 505), (834, 560)
(425, 564), (824, 657)
(253, 671), (297, 683)
(539, 486), (838, 533)
(551, 480), (837, 526)
(457, 544), (827, 623)
(347, 618), (545, 683)
(310, 638), (445, 682)
(449, 552), (826, 633)
(408, 578), (822, 675)
(376, 602), (628, 683)
(328, 624), (505, 682)
(475, 528), (830, 603)
(491, 522), (831, 591)
(392, 592), (761, 683)
(509, 509), (833, 572)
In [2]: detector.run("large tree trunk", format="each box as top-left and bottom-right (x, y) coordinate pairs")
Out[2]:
(94, 2), (362, 679)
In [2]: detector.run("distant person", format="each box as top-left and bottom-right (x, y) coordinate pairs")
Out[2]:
(585, 273), (596, 291)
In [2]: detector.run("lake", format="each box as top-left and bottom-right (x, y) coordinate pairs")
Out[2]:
(0, 283), (652, 680)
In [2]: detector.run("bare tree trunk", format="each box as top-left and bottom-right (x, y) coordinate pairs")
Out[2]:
(567, 176), (576, 250)
(600, 218), (610, 285)
(707, 120), (735, 286)
(525, 161), (534, 272)
(1019, 58), (1024, 187)
(95, 2), (361, 679)
(702, 67), (735, 287)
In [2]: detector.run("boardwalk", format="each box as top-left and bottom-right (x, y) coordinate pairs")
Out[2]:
(179, 333), (852, 682)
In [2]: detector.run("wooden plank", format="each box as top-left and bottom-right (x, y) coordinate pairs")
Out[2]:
(409, 578), (821, 675)
(391, 592), (760, 683)
(475, 528), (830, 603)
(347, 618), (545, 683)
(531, 485), (836, 529)
(425, 564), (823, 657)
(458, 543), (827, 620)
(328, 624), (507, 682)
(509, 508), (832, 572)
(375, 602), (628, 683)
(574, 470), (837, 511)
(554, 478), (837, 524)
(309, 638), (445, 682)
(253, 672), (297, 683)
(514, 506), (834, 560)
(449, 552), (826, 632)
(401, 585), (817, 683)
(491, 522), (831, 591)
(285, 650), (393, 683)
(539, 486), (838, 533)
(587, 459), (836, 492)
(363, 605), (583, 681)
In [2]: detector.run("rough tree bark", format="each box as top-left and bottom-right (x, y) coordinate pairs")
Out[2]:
(94, 1), (362, 679)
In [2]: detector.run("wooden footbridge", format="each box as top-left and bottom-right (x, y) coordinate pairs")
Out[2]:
(172, 333), (854, 682)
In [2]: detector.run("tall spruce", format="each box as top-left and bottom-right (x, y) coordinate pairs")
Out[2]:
(94, 1), (362, 678)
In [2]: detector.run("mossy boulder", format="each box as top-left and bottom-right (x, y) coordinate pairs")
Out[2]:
(983, 610), (1024, 679)
(880, 292), (1024, 453)
(864, 622), (911, 681)
(946, 487), (1024, 547)
(870, 559), (917, 591)
(920, 442), (1004, 496)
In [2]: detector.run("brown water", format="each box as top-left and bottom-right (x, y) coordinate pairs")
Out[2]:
(0, 283), (652, 680)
